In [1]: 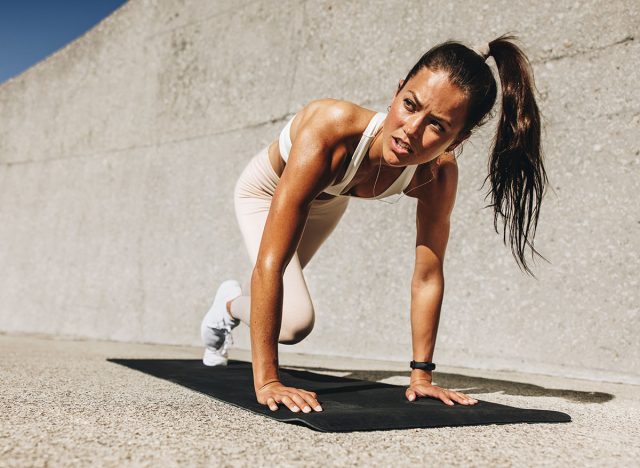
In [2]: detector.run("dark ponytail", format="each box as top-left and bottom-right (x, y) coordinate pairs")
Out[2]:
(400, 33), (547, 275)
(485, 35), (548, 275)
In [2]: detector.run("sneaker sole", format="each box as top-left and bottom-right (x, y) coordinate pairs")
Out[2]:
(203, 348), (228, 366)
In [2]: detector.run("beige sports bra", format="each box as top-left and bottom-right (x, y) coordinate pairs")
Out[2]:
(278, 111), (418, 199)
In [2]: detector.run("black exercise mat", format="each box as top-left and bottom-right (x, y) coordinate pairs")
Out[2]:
(109, 359), (571, 432)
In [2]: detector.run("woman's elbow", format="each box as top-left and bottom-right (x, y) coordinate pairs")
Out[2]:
(411, 270), (445, 293)
(253, 255), (285, 279)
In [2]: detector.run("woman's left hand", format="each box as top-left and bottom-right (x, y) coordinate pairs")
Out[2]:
(405, 379), (479, 406)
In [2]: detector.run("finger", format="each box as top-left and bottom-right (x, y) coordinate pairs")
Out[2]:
(266, 397), (278, 411)
(280, 395), (300, 413)
(456, 392), (479, 404)
(298, 389), (318, 399)
(290, 393), (312, 413)
(412, 386), (452, 405)
(452, 391), (478, 405)
(448, 391), (470, 405)
(405, 389), (417, 402)
(444, 391), (466, 405)
(297, 388), (322, 411)
(298, 391), (323, 412)
(440, 393), (455, 406)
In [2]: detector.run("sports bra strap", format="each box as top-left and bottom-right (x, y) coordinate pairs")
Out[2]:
(324, 112), (387, 195)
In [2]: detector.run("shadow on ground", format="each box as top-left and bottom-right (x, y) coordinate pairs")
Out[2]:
(282, 367), (613, 404)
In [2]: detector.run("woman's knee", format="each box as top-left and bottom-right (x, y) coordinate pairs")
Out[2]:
(278, 325), (314, 345)
(278, 306), (315, 344)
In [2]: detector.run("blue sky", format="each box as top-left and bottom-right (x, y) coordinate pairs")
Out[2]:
(0, 0), (127, 84)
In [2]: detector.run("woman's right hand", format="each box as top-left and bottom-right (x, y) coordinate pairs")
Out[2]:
(256, 380), (323, 413)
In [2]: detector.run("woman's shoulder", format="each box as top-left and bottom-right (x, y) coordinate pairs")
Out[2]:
(290, 99), (375, 145)
(410, 153), (459, 202)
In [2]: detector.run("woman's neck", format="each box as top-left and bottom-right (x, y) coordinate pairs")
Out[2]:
(365, 125), (385, 167)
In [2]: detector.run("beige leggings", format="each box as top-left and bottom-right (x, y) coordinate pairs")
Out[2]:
(231, 146), (350, 344)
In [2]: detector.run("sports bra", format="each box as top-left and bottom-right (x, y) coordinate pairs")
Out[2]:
(278, 111), (418, 199)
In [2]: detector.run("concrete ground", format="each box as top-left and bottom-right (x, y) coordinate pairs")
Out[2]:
(1, 334), (638, 467)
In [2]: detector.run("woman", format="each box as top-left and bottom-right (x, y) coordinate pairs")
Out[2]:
(201, 34), (547, 414)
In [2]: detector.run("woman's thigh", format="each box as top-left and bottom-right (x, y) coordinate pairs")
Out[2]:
(233, 147), (316, 332)
(235, 146), (349, 269)
(297, 196), (349, 269)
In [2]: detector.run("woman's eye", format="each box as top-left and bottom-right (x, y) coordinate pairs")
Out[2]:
(403, 99), (415, 110)
(432, 121), (444, 132)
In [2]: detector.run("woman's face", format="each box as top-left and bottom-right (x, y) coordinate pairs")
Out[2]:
(382, 67), (470, 166)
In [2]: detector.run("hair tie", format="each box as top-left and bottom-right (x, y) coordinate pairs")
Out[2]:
(473, 42), (491, 60)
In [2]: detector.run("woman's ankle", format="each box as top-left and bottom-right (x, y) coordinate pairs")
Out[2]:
(226, 299), (235, 319)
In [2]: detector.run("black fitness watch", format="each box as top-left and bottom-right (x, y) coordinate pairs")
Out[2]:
(410, 360), (436, 371)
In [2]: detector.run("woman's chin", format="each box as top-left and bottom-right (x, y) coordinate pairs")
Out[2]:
(389, 155), (411, 167)
(383, 150), (404, 167)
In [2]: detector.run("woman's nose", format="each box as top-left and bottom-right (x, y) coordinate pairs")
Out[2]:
(404, 116), (422, 138)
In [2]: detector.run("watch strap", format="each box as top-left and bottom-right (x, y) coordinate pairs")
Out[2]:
(410, 360), (436, 371)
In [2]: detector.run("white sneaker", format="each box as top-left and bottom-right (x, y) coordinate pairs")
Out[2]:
(200, 279), (242, 366)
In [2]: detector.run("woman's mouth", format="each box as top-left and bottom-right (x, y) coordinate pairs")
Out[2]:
(392, 136), (412, 154)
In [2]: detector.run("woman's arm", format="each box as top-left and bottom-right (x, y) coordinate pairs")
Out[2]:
(251, 102), (355, 412)
(407, 158), (477, 406)
(410, 194), (449, 384)
(251, 130), (329, 390)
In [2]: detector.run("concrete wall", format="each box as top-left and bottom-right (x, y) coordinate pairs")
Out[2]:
(0, 0), (638, 384)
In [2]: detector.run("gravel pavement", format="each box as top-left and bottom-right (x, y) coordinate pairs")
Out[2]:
(1, 334), (638, 467)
